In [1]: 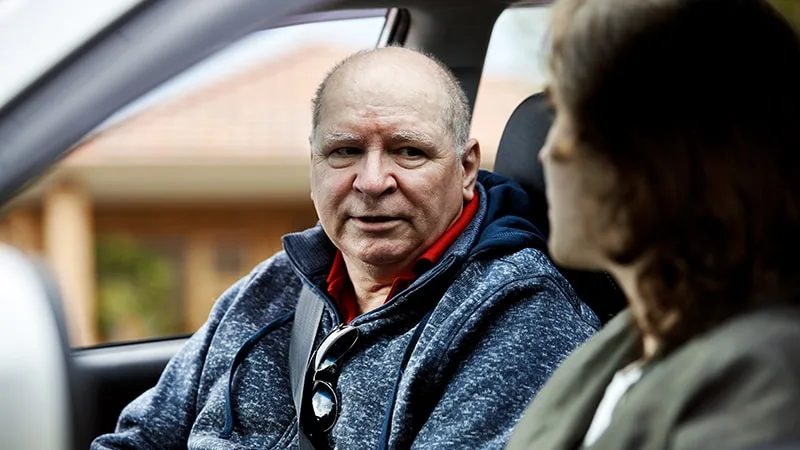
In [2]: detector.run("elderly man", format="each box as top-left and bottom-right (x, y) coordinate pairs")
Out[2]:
(92, 47), (599, 449)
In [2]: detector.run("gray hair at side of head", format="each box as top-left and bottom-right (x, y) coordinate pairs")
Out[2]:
(309, 46), (472, 157)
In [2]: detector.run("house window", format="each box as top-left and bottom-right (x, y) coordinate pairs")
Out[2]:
(471, 5), (551, 170)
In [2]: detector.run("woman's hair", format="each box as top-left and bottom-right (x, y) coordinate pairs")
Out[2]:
(547, 0), (800, 351)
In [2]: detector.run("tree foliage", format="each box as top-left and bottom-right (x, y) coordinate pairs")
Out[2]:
(96, 235), (182, 341)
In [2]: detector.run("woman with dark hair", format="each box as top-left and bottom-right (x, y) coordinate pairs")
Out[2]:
(507, 0), (800, 448)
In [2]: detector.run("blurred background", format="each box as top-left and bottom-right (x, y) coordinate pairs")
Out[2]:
(0, 2), (797, 347)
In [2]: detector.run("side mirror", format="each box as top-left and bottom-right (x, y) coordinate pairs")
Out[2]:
(0, 244), (74, 450)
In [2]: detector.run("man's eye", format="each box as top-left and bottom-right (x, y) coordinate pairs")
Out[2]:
(398, 147), (425, 158)
(331, 147), (360, 157)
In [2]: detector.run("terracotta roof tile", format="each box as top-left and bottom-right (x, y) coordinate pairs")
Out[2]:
(67, 45), (539, 168)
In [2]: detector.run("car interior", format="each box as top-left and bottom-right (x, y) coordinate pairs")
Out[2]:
(0, 0), (626, 448)
(0, 244), (76, 450)
(494, 91), (627, 324)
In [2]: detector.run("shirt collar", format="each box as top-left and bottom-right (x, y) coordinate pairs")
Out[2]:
(326, 193), (479, 321)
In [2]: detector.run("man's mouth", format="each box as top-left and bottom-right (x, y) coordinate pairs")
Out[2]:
(350, 216), (405, 230)
(356, 216), (397, 223)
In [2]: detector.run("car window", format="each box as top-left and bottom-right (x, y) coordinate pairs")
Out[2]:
(0, 12), (386, 347)
(472, 2), (799, 171)
(0, 0), (146, 106)
(471, 6), (550, 170)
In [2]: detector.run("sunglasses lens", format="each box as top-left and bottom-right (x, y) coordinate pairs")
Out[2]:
(304, 325), (360, 436)
(314, 326), (360, 371)
(311, 381), (338, 432)
(316, 354), (338, 373)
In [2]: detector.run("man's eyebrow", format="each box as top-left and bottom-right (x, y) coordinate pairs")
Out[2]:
(389, 130), (437, 147)
(322, 131), (361, 143)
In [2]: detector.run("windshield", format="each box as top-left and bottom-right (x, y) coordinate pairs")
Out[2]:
(0, 0), (145, 107)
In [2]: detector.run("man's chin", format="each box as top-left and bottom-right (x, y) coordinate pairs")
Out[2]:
(358, 253), (408, 268)
(344, 246), (415, 270)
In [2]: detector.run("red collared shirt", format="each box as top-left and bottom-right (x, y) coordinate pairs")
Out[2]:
(326, 194), (479, 324)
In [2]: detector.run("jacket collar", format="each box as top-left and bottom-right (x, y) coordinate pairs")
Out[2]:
(281, 182), (489, 290)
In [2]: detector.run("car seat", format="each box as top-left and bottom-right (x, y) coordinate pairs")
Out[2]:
(493, 92), (627, 324)
(0, 244), (88, 450)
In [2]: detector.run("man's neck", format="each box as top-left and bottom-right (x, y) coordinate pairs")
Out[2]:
(342, 256), (411, 315)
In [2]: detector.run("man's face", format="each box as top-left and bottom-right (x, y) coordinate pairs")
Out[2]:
(310, 67), (477, 271)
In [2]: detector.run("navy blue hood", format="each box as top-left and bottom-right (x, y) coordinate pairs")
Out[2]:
(471, 170), (548, 257)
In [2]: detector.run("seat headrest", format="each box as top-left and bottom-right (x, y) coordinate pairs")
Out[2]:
(494, 91), (552, 204)
(494, 92), (552, 237)
(494, 92), (627, 323)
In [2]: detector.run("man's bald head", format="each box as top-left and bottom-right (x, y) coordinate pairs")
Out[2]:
(310, 47), (471, 156)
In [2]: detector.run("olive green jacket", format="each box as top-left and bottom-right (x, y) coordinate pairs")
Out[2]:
(507, 307), (800, 450)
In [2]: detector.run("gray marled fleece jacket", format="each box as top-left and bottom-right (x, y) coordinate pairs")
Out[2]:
(92, 171), (599, 449)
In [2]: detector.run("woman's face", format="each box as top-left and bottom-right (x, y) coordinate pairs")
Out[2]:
(539, 88), (622, 270)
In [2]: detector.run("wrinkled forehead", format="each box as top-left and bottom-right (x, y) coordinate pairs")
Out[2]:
(317, 63), (451, 138)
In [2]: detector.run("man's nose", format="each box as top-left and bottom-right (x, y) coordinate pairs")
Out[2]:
(352, 151), (397, 197)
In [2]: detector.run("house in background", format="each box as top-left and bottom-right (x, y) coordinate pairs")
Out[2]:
(6, 0), (795, 347)
(0, 44), (538, 346)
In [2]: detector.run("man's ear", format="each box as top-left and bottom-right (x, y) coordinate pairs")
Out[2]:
(460, 138), (481, 201)
(308, 136), (316, 202)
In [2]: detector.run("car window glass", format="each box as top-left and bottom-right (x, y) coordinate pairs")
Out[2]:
(472, 6), (550, 170)
(473, 2), (798, 170)
(0, 13), (386, 347)
(0, 0), (145, 106)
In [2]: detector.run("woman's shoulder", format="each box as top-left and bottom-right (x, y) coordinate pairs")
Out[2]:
(663, 307), (800, 448)
(694, 306), (800, 364)
(661, 306), (800, 393)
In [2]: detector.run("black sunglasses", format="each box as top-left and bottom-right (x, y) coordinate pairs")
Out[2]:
(302, 324), (360, 437)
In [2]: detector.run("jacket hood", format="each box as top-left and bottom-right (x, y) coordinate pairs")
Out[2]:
(470, 170), (547, 258)
(282, 170), (548, 284)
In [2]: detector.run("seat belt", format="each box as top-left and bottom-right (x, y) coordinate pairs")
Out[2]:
(289, 284), (325, 450)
